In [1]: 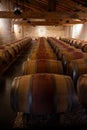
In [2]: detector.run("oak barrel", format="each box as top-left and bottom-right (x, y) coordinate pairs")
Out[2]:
(29, 52), (57, 60)
(82, 43), (87, 52)
(68, 59), (87, 85)
(10, 73), (76, 115)
(77, 74), (87, 109)
(5, 46), (16, 58)
(6, 44), (17, 55)
(57, 47), (77, 60)
(0, 49), (11, 63)
(62, 51), (87, 74)
(22, 59), (63, 75)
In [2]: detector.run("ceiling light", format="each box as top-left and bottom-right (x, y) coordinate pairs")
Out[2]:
(14, 4), (22, 15)
(72, 19), (81, 21)
(29, 19), (46, 22)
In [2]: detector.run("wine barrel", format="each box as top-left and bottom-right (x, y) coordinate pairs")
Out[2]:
(62, 51), (87, 74)
(81, 43), (87, 52)
(0, 57), (6, 70)
(22, 59), (63, 75)
(74, 40), (81, 48)
(10, 73), (76, 115)
(0, 49), (11, 63)
(10, 42), (21, 54)
(78, 41), (86, 49)
(31, 49), (54, 55)
(29, 52), (57, 60)
(57, 47), (77, 60)
(77, 74), (87, 109)
(71, 39), (77, 46)
(4, 46), (16, 58)
(13, 44), (20, 54)
(68, 59), (87, 85)
(6, 44), (17, 56)
(6, 44), (18, 55)
(16, 43), (22, 52)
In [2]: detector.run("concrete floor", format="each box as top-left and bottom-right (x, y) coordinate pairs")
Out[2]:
(0, 41), (33, 128)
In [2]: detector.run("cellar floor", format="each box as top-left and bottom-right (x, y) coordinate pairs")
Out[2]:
(13, 104), (87, 128)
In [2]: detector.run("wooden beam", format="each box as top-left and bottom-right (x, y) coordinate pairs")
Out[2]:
(13, 19), (85, 26)
(22, 22), (60, 26)
(0, 11), (86, 20)
(48, 0), (56, 11)
(13, 20), (59, 26)
(0, 11), (70, 19)
(0, 11), (44, 18)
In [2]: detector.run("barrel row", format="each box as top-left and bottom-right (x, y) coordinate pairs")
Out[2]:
(47, 37), (70, 56)
(59, 37), (87, 53)
(22, 37), (64, 75)
(47, 37), (82, 61)
(10, 37), (77, 121)
(28, 37), (57, 60)
(40, 37), (87, 115)
(27, 37), (87, 89)
(0, 37), (32, 75)
(47, 37), (87, 88)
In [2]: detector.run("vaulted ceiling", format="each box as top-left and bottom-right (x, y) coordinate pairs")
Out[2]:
(1, 0), (87, 26)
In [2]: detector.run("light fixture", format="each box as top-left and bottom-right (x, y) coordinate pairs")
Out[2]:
(29, 19), (46, 22)
(66, 20), (70, 23)
(72, 19), (81, 21)
(14, 4), (22, 15)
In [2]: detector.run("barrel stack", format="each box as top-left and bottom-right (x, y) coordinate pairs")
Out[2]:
(77, 74), (87, 110)
(10, 37), (77, 126)
(0, 37), (32, 75)
(59, 37), (87, 115)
